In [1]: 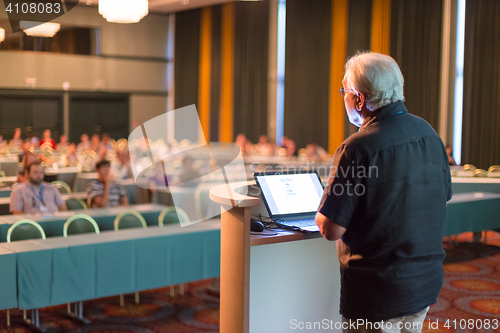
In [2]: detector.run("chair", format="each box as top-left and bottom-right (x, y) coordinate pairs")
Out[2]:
(488, 165), (500, 175)
(158, 207), (190, 226)
(81, 150), (98, 171)
(52, 180), (72, 194)
(158, 207), (190, 296)
(65, 198), (88, 210)
(463, 164), (477, 171)
(41, 145), (53, 158)
(7, 219), (46, 242)
(473, 169), (488, 177)
(6, 220), (46, 328)
(114, 211), (147, 230)
(63, 214), (99, 322)
(40, 142), (53, 150)
(116, 138), (128, 152)
(114, 211), (147, 306)
(63, 214), (100, 237)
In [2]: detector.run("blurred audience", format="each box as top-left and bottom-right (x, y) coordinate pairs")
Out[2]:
(26, 130), (39, 146)
(111, 147), (133, 180)
(77, 134), (90, 152)
(61, 143), (78, 166)
(235, 133), (247, 152)
(10, 161), (67, 214)
(97, 145), (108, 161)
(56, 135), (69, 151)
(40, 129), (56, 149)
(9, 128), (23, 148)
(90, 134), (101, 152)
(282, 136), (297, 158)
(17, 141), (32, 162)
(101, 133), (113, 150)
(21, 151), (38, 170)
(14, 168), (26, 187)
(306, 142), (328, 161)
(178, 156), (201, 187)
(87, 160), (128, 208)
(257, 135), (268, 149)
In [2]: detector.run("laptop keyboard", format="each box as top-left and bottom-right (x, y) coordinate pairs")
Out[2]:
(278, 218), (316, 228)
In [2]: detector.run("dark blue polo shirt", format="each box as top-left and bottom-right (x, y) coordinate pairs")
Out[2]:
(318, 101), (452, 322)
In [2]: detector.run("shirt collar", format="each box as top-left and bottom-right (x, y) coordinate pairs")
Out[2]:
(26, 182), (44, 190)
(359, 100), (407, 131)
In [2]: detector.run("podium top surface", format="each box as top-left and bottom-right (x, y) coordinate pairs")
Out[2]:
(209, 180), (260, 208)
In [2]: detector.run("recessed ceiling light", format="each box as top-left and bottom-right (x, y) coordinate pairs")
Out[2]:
(180, 0), (190, 5)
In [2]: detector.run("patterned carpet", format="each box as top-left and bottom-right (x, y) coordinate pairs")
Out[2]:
(1, 232), (499, 333)
(424, 231), (500, 333)
(0, 280), (220, 333)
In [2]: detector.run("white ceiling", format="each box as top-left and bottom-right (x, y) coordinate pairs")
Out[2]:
(75, 0), (237, 14)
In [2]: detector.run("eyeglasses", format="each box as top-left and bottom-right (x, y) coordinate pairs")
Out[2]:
(339, 87), (358, 98)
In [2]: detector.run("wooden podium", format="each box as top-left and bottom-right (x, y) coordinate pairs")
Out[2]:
(210, 181), (341, 333)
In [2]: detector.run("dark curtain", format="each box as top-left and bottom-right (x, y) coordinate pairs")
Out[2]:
(346, 0), (372, 138)
(284, 0), (331, 150)
(390, 0), (443, 131)
(233, 0), (269, 143)
(174, 9), (201, 110)
(210, 6), (222, 142)
(462, 0), (500, 169)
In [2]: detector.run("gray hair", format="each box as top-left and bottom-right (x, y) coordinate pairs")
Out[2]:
(343, 52), (405, 111)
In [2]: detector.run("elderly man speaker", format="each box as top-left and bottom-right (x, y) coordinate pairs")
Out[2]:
(316, 52), (452, 333)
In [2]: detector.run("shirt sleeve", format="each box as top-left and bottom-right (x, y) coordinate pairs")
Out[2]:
(118, 184), (126, 197)
(9, 186), (24, 213)
(318, 144), (366, 229)
(53, 187), (65, 207)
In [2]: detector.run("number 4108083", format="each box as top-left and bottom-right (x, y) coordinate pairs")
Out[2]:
(5, 2), (61, 14)
(444, 318), (499, 330)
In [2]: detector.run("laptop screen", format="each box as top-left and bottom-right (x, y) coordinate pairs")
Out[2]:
(254, 171), (324, 219)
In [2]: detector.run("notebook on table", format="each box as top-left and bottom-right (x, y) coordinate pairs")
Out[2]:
(253, 170), (325, 232)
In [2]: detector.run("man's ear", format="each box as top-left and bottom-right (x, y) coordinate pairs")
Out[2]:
(356, 93), (365, 111)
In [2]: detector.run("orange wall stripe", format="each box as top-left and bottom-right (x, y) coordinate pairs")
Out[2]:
(199, 7), (212, 143)
(219, 3), (235, 143)
(329, 0), (348, 154)
(371, 0), (391, 54)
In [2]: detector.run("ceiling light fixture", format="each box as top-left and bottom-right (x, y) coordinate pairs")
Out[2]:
(0, 29), (5, 42)
(20, 21), (60, 37)
(99, 0), (149, 24)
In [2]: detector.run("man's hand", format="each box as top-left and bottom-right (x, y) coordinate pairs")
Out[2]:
(315, 212), (346, 241)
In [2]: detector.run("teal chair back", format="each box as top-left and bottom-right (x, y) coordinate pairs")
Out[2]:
(114, 211), (147, 230)
(64, 214), (100, 236)
(158, 207), (190, 227)
(51, 181), (72, 194)
(7, 220), (46, 242)
(65, 198), (87, 210)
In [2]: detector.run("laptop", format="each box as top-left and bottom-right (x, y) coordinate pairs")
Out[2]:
(254, 170), (325, 232)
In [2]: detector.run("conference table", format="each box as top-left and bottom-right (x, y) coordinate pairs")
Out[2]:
(0, 219), (221, 310)
(451, 176), (500, 194)
(0, 203), (167, 242)
(444, 192), (500, 236)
